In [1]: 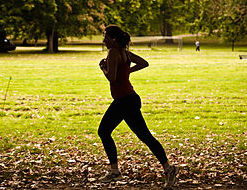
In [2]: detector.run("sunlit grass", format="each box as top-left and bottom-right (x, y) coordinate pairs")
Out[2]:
(0, 44), (246, 153)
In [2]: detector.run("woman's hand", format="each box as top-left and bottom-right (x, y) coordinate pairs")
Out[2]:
(100, 49), (118, 82)
(99, 58), (107, 70)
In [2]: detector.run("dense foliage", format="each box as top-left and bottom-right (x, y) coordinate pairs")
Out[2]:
(0, 0), (247, 51)
(0, 0), (106, 52)
(186, 0), (247, 50)
(104, 0), (159, 36)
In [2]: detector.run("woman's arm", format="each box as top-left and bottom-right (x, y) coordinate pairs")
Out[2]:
(128, 51), (149, 73)
(100, 48), (119, 82)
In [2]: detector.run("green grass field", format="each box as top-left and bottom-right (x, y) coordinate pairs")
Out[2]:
(0, 44), (246, 189)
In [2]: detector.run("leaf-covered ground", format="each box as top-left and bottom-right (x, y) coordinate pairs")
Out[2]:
(0, 133), (246, 189)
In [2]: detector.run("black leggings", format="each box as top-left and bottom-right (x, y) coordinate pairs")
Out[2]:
(98, 93), (168, 165)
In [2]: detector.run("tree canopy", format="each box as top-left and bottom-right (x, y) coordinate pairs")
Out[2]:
(185, 0), (247, 50)
(0, 0), (106, 52)
(0, 0), (247, 52)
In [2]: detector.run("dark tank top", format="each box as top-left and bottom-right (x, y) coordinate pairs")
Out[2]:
(110, 51), (135, 99)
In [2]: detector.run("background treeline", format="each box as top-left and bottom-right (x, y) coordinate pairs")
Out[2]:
(0, 0), (247, 52)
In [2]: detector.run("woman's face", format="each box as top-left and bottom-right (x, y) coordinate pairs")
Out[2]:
(103, 33), (115, 49)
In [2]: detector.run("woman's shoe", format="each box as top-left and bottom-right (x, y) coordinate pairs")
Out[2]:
(165, 165), (179, 187)
(99, 172), (123, 183)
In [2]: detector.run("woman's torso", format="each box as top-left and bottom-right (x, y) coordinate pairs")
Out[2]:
(109, 49), (135, 99)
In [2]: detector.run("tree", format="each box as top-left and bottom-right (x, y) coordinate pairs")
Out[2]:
(216, 0), (247, 51)
(153, 0), (187, 43)
(186, 0), (247, 51)
(0, 0), (106, 53)
(44, 0), (106, 52)
(159, 0), (173, 42)
(104, 0), (188, 40)
(104, 0), (158, 36)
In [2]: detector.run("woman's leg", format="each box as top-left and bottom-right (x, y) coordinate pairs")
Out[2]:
(123, 95), (179, 186)
(124, 109), (168, 165)
(98, 101), (123, 166)
(122, 95), (168, 165)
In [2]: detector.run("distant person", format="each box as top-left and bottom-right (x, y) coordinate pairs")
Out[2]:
(195, 40), (200, 51)
(98, 25), (179, 187)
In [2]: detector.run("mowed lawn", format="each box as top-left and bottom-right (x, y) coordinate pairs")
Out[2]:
(0, 44), (246, 189)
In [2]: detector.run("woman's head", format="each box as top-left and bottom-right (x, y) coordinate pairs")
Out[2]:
(104, 25), (130, 49)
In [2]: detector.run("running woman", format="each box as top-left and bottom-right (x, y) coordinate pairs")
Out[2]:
(98, 25), (179, 186)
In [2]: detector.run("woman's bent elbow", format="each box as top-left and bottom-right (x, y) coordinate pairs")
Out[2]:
(145, 62), (149, 67)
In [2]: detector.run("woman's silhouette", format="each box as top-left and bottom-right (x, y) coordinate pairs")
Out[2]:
(98, 25), (179, 187)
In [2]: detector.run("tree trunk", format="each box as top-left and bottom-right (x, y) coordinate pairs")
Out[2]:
(0, 30), (6, 40)
(47, 28), (54, 53)
(232, 40), (235, 52)
(160, 1), (173, 44)
(164, 23), (173, 44)
(46, 27), (59, 53)
(53, 31), (58, 52)
(22, 39), (28, 46)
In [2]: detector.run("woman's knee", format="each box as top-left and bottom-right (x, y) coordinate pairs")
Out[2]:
(98, 126), (104, 138)
(139, 133), (159, 146)
(98, 124), (110, 139)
